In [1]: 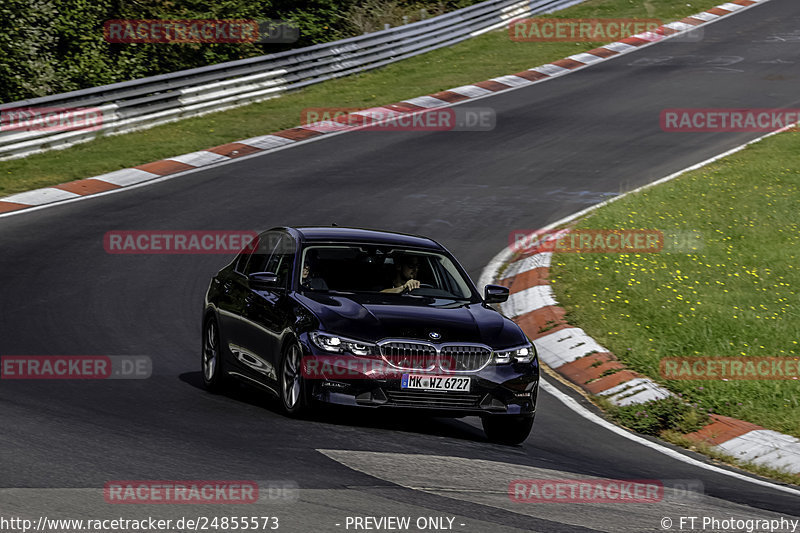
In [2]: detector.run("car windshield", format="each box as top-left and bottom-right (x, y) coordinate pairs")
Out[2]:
(299, 244), (479, 302)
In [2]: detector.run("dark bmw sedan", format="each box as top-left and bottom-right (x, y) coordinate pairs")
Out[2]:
(202, 226), (539, 443)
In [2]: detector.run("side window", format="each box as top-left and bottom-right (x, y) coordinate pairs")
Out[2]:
(241, 232), (279, 275)
(263, 234), (297, 288)
(234, 235), (259, 273)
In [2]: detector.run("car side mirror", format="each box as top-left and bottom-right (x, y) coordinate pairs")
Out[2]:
(248, 272), (279, 290)
(484, 284), (509, 304)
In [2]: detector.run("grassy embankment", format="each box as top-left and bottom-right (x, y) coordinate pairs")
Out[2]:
(550, 129), (800, 482)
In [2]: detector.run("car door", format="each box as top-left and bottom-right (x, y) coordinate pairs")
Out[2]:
(221, 232), (279, 382)
(241, 232), (297, 387)
(214, 247), (249, 363)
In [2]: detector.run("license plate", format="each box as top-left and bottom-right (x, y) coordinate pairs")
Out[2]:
(401, 374), (471, 392)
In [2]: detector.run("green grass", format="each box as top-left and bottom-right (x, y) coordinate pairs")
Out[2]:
(550, 130), (800, 440)
(605, 396), (711, 436)
(0, 0), (722, 195)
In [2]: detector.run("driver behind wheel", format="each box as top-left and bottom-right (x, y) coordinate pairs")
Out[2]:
(300, 255), (328, 291)
(381, 255), (421, 294)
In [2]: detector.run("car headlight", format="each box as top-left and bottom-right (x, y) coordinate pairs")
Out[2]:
(310, 332), (375, 356)
(493, 344), (536, 364)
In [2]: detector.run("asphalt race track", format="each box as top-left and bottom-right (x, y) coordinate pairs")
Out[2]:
(1, 1), (800, 531)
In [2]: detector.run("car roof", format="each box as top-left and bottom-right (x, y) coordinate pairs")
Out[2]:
(284, 226), (444, 250)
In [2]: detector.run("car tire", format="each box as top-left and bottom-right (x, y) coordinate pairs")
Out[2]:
(482, 415), (534, 445)
(202, 316), (227, 393)
(280, 341), (309, 417)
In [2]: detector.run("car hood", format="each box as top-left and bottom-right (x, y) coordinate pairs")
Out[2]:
(296, 293), (525, 348)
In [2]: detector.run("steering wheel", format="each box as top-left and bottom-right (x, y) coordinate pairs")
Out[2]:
(407, 283), (434, 293)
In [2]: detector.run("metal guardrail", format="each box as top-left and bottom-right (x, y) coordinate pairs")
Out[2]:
(0, 0), (583, 160)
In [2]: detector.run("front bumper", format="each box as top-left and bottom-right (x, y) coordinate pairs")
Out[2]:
(302, 351), (539, 417)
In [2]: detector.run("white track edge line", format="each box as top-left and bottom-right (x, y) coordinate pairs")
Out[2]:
(0, 133), (328, 219)
(540, 380), (800, 495)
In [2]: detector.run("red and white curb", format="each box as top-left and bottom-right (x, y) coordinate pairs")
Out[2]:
(489, 232), (800, 478)
(479, 169), (800, 477)
(0, 0), (769, 217)
(498, 242), (675, 406)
